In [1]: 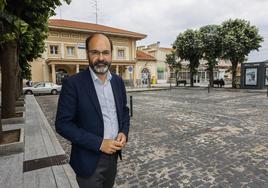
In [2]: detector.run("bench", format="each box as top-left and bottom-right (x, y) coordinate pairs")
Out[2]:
(176, 80), (187, 86)
(23, 95), (79, 188)
(213, 79), (225, 88)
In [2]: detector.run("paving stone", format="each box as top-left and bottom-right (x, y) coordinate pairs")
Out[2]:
(36, 89), (268, 187)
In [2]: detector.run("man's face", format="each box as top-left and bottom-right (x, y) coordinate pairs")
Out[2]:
(87, 34), (112, 75)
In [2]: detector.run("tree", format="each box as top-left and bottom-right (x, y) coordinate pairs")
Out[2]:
(199, 25), (222, 87)
(0, 0), (71, 141)
(173, 29), (203, 87)
(220, 19), (263, 88)
(165, 51), (181, 84)
(1, 1), (24, 120)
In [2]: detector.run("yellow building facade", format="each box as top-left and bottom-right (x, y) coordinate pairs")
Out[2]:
(138, 42), (173, 83)
(135, 50), (157, 86)
(138, 42), (236, 85)
(30, 19), (146, 86)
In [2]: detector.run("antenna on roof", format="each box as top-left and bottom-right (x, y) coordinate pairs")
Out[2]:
(92, 0), (98, 24)
(59, 7), (62, 19)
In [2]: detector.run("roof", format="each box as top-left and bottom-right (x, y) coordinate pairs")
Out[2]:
(136, 50), (156, 61)
(160, 47), (174, 51)
(245, 60), (268, 64)
(48, 19), (146, 40)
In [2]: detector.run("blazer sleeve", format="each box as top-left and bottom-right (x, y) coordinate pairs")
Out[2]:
(119, 77), (130, 140)
(55, 78), (103, 152)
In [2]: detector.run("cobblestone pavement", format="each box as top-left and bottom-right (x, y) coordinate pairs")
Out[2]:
(36, 88), (268, 188)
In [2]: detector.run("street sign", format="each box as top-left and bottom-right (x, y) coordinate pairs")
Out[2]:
(128, 66), (133, 73)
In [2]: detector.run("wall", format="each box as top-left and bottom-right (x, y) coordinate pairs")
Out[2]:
(30, 28), (138, 83)
(241, 62), (268, 89)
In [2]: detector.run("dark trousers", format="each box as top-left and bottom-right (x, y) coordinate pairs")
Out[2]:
(76, 153), (118, 188)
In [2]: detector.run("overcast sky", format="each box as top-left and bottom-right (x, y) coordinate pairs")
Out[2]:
(53, 0), (268, 62)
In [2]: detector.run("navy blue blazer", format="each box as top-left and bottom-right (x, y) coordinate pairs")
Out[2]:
(55, 69), (130, 177)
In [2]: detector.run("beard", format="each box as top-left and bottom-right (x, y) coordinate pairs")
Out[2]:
(90, 60), (111, 75)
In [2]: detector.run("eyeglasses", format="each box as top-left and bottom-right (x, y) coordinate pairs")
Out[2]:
(88, 50), (111, 57)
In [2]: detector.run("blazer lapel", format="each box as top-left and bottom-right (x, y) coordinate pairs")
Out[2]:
(110, 75), (122, 125)
(86, 70), (103, 122)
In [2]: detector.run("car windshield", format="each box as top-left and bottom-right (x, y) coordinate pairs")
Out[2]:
(34, 83), (45, 88)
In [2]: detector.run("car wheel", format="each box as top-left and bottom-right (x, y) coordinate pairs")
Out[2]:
(25, 90), (33, 95)
(51, 89), (58, 95)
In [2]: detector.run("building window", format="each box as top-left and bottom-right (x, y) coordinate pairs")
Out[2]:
(214, 71), (218, 79)
(157, 67), (164, 80)
(117, 49), (125, 59)
(67, 46), (75, 56)
(77, 43), (86, 49)
(50, 45), (59, 55)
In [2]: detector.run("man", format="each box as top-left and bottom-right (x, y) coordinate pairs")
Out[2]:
(55, 33), (130, 188)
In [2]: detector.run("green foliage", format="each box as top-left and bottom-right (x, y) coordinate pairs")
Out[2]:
(173, 29), (203, 61)
(199, 25), (222, 69)
(0, 10), (28, 44)
(165, 51), (175, 65)
(165, 51), (181, 70)
(199, 25), (223, 86)
(0, 0), (6, 11)
(19, 26), (47, 79)
(173, 19), (263, 88)
(173, 29), (203, 86)
(14, 19), (28, 34)
(220, 19), (263, 63)
(220, 19), (263, 87)
(1, 0), (71, 79)
(165, 51), (181, 78)
(0, 32), (16, 45)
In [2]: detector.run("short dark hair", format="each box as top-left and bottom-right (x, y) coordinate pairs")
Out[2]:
(85, 33), (113, 52)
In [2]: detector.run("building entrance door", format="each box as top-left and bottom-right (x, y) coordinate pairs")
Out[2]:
(56, 69), (68, 85)
(141, 68), (150, 87)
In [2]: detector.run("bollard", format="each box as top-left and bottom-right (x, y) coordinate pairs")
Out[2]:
(208, 84), (210, 93)
(267, 86), (268, 97)
(130, 96), (133, 117)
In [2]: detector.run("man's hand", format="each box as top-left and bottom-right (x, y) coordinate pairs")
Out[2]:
(116, 132), (127, 148)
(100, 139), (123, 154)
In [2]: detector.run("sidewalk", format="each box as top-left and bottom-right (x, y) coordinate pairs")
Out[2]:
(0, 95), (78, 188)
(126, 87), (170, 93)
(147, 83), (268, 94)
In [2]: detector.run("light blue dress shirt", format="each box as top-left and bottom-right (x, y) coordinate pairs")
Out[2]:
(89, 67), (119, 139)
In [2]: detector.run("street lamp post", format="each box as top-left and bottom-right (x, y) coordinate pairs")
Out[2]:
(169, 65), (172, 90)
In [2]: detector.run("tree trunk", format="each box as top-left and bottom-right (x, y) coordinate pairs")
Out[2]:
(0, 120), (2, 142)
(15, 64), (21, 99)
(1, 40), (17, 119)
(209, 67), (214, 87)
(0, 18), (3, 141)
(0, 79), (3, 143)
(175, 70), (178, 85)
(190, 71), (194, 87)
(19, 78), (23, 97)
(231, 61), (238, 88)
(15, 76), (22, 100)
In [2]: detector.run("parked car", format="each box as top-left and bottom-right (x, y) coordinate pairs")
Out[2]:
(23, 82), (61, 95)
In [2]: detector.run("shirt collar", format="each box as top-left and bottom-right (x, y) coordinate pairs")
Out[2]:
(89, 66), (112, 83)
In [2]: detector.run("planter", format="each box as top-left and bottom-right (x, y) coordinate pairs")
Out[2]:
(0, 102), (25, 111)
(1, 111), (25, 125)
(16, 99), (26, 112)
(18, 95), (25, 100)
(16, 97), (25, 102)
(15, 100), (25, 106)
(0, 128), (24, 155)
(15, 111), (23, 117)
(15, 106), (25, 112)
